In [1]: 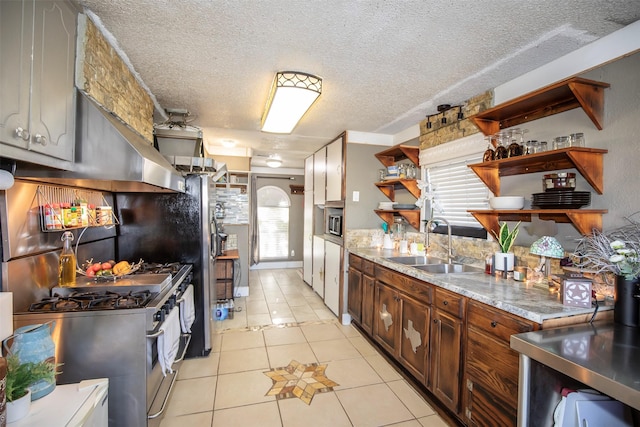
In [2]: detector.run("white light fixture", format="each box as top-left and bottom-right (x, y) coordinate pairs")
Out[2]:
(266, 155), (282, 168)
(221, 139), (237, 148)
(261, 71), (322, 134)
(0, 169), (15, 190)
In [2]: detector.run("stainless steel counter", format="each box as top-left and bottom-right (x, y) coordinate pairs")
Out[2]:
(510, 321), (640, 426)
(349, 247), (612, 324)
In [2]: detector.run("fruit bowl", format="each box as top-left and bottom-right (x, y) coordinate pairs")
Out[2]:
(78, 258), (144, 280)
(489, 196), (525, 210)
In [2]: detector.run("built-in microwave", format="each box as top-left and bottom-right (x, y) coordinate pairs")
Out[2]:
(327, 213), (342, 236)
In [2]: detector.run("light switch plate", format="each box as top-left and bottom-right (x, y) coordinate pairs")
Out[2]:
(352, 191), (359, 202)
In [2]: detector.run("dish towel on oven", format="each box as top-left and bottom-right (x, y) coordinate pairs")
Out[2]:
(157, 306), (181, 376)
(179, 284), (195, 333)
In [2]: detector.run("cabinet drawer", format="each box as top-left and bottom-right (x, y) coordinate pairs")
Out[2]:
(468, 300), (537, 343)
(434, 288), (465, 318)
(362, 259), (375, 276)
(375, 265), (431, 305)
(349, 254), (362, 271)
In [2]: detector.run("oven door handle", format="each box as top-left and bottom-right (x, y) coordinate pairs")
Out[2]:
(147, 369), (178, 420)
(173, 333), (192, 364)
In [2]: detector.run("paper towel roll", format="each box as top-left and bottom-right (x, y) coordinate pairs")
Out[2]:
(0, 292), (13, 342)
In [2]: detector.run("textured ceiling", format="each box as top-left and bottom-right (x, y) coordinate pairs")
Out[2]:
(72, 0), (640, 168)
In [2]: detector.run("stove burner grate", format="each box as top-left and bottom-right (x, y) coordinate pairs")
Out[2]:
(136, 262), (181, 275)
(29, 290), (155, 313)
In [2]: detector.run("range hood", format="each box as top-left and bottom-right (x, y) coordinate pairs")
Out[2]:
(15, 94), (186, 193)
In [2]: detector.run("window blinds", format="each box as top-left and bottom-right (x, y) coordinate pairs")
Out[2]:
(426, 157), (489, 227)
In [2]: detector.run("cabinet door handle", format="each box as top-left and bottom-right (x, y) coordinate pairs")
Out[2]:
(490, 321), (498, 328)
(33, 134), (47, 146)
(15, 127), (30, 141)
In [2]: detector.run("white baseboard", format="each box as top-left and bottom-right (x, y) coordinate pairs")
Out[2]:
(250, 261), (303, 270)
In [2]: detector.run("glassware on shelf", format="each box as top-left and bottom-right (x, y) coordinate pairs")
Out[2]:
(553, 136), (570, 150)
(494, 132), (509, 159)
(569, 132), (585, 147)
(407, 164), (417, 179)
(483, 136), (495, 162)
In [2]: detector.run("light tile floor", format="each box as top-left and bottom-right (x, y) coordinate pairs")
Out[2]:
(160, 268), (451, 427)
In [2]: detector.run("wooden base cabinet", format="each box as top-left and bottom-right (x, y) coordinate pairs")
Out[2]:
(348, 254), (376, 334)
(347, 265), (362, 324)
(430, 288), (465, 415)
(398, 294), (430, 384)
(373, 280), (399, 355)
(463, 300), (537, 426)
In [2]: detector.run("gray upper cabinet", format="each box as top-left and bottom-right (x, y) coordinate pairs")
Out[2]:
(0, 0), (77, 163)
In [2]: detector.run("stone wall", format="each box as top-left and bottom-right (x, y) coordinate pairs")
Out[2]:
(419, 91), (493, 149)
(77, 16), (155, 142)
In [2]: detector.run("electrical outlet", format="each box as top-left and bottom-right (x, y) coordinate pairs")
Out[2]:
(291, 250), (295, 257)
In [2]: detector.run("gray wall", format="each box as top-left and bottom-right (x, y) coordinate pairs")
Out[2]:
(255, 174), (304, 261)
(500, 51), (640, 251)
(345, 142), (397, 231)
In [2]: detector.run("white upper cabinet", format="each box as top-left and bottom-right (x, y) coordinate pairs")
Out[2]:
(0, 0), (77, 163)
(313, 146), (326, 205)
(325, 134), (344, 202)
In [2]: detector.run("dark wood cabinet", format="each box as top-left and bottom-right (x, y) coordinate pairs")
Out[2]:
(399, 293), (431, 384)
(361, 273), (375, 335)
(216, 252), (238, 300)
(463, 300), (537, 426)
(347, 266), (362, 324)
(430, 288), (465, 415)
(373, 280), (399, 355)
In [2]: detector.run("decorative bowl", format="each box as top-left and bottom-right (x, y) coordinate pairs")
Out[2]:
(489, 196), (525, 210)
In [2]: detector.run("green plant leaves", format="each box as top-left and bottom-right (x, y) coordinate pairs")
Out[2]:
(492, 221), (520, 253)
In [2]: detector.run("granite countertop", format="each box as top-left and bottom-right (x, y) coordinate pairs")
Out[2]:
(349, 247), (611, 325)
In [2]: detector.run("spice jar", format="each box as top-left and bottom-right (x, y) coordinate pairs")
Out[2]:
(483, 136), (495, 162)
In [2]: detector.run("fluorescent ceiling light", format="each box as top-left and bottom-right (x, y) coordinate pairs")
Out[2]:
(266, 158), (282, 168)
(261, 71), (322, 134)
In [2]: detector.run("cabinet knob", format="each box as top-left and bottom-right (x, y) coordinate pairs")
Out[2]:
(15, 127), (30, 141)
(490, 321), (497, 328)
(433, 319), (438, 324)
(33, 134), (47, 146)
(443, 300), (449, 306)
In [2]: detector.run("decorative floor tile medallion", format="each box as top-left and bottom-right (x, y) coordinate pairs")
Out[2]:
(264, 360), (338, 405)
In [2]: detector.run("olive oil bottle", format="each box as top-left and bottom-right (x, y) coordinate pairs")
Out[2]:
(59, 231), (76, 286)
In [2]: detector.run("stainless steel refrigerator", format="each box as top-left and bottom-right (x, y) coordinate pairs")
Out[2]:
(116, 173), (218, 357)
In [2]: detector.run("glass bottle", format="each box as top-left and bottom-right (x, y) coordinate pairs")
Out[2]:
(59, 231), (76, 287)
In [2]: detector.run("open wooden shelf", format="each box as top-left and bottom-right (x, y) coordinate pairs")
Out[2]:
(375, 179), (421, 200)
(468, 209), (608, 237)
(375, 209), (421, 230)
(374, 144), (420, 167)
(468, 147), (608, 195)
(471, 77), (610, 135)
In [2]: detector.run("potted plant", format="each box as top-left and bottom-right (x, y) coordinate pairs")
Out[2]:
(4, 354), (58, 423)
(573, 216), (640, 326)
(492, 221), (520, 272)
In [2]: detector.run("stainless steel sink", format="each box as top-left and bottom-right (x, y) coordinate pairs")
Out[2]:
(386, 256), (445, 265)
(412, 263), (484, 274)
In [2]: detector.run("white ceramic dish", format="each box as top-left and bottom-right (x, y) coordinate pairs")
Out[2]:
(489, 196), (525, 210)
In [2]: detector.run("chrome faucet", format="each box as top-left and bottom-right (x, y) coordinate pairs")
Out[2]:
(425, 217), (453, 263)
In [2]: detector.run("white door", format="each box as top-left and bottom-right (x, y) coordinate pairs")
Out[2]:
(303, 155), (314, 285)
(312, 236), (325, 297)
(325, 137), (343, 202)
(324, 240), (342, 316)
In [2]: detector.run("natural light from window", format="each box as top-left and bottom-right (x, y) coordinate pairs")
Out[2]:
(257, 186), (290, 260)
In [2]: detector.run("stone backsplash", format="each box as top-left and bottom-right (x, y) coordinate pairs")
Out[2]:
(419, 91), (493, 149)
(77, 15), (155, 142)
